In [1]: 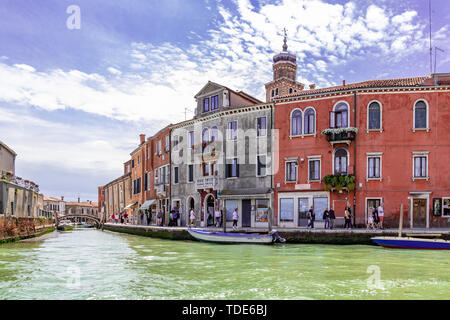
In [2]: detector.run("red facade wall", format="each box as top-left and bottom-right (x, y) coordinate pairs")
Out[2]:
(274, 88), (450, 228)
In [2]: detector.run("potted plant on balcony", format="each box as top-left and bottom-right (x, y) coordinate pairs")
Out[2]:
(323, 175), (333, 191)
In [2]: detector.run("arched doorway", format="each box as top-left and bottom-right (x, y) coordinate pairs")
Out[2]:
(204, 194), (215, 227)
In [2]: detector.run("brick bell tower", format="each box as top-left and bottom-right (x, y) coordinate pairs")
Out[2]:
(265, 28), (304, 102)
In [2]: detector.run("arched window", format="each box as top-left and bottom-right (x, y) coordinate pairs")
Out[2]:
(202, 128), (209, 143)
(368, 101), (381, 130)
(332, 102), (348, 128)
(211, 126), (218, 142)
(291, 109), (302, 136)
(289, 88), (293, 94)
(334, 148), (348, 175)
(275, 88), (279, 96)
(271, 89), (274, 97)
(414, 100), (427, 129)
(304, 108), (316, 134)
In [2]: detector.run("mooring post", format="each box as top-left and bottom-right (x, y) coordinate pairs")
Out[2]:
(398, 204), (404, 238)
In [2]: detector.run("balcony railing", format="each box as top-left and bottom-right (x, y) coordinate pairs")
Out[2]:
(321, 127), (357, 145)
(196, 177), (218, 190)
(1, 170), (40, 192)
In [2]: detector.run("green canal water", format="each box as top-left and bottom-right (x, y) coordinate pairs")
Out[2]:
(0, 228), (449, 300)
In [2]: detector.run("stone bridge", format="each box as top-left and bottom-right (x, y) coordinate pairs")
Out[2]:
(56, 214), (102, 227)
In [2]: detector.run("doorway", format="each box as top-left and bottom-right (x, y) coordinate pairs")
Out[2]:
(205, 195), (215, 226)
(412, 198), (427, 228)
(366, 198), (381, 223)
(242, 199), (251, 227)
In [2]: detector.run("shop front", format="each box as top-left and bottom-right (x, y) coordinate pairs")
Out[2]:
(140, 198), (156, 225)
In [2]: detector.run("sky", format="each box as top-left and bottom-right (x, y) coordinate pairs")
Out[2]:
(0, 0), (449, 202)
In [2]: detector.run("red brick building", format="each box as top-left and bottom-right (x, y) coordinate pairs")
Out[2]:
(272, 67), (450, 228)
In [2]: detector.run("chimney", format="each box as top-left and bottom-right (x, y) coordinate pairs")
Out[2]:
(309, 84), (316, 90)
(78, 197), (80, 203)
(342, 80), (346, 86)
(61, 196), (64, 201)
(139, 134), (146, 144)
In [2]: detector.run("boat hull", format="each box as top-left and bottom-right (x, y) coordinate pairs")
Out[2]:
(371, 237), (450, 250)
(188, 228), (274, 244)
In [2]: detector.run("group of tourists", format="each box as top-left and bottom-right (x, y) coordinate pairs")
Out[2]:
(168, 207), (180, 226)
(110, 212), (129, 224)
(189, 207), (238, 229)
(366, 204), (384, 230)
(307, 205), (352, 230)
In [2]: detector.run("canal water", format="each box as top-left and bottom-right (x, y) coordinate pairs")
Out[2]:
(0, 228), (449, 299)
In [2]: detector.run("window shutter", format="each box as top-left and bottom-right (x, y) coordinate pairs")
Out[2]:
(236, 160), (239, 177)
(329, 111), (335, 128)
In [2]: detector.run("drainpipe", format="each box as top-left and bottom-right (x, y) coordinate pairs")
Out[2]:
(169, 127), (172, 225)
(353, 91), (357, 227)
(268, 104), (273, 233)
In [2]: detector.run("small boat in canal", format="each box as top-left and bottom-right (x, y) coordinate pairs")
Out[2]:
(371, 236), (450, 250)
(187, 228), (286, 244)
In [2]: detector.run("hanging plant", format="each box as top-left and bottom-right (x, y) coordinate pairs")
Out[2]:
(347, 183), (355, 191)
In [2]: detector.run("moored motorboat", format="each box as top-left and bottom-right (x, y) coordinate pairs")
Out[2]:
(187, 228), (285, 244)
(371, 236), (450, 250)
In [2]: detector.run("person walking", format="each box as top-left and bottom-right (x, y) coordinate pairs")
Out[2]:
(157, 210), (163, 226)
(367, 207), (374, 230)
(124, 212), (128, 224)
(189, 208), (196, 227)
(373, 206), (380, 229)
(329, 207), (336, 229)
(232, 208), (239, 230)
(214, 207), (221, 227)
(111, 213), (115, 223)
(323, 208), (330, 229)
(377, 203), (384, 229)
(307, 206), (315, 229)
(344, 207), (352, 229)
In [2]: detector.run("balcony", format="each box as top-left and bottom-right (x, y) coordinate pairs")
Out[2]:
(1, 170), (40, 192)
(322, 174), (355, 193)
(321, 127), (357, 146)
(196, 177), (218, 190)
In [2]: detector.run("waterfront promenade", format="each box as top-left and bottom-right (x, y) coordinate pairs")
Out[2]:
(103, 222), (450, 245)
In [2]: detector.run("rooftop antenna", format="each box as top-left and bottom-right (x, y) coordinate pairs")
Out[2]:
(434, 47), (445, 73)
(184, 107), (193, 120)
(429, 0), (432, 74)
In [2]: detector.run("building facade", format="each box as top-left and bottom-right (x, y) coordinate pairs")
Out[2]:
(43, 196), (66, 217)
(170, 81), (274, 228)
(0, 140), (16, 175)
(102, 162), (132, 222)
(66, 199), (99, 219)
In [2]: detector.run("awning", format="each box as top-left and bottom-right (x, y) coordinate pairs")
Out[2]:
(123, 202), (138, 210)
(218, 188), (272, 199)
(140, 199), (156, 210)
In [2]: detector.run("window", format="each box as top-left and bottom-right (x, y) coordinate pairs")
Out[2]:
(225, 200), (238, 221)
(154, 142), (157, 155)
(226, 158), (239, 178)
(188, 131), (194, 148)
(227, 121), (237, 140)
(10, 202), (14, 216)
(165, 166), (170, 184)
(289, 88), (293, 94)
(298, 198), (310, 222)
(212, 162), (218, 175)
(291, 109), (302, 136)
(331, 102), (348, 128)
(144, 173), (148, 191)
(280, 198), (294, 221)
(304, 108), (315, 134)
(137, 155), (140, 165)
(154, 169), (158, 184)
(271, 89), (274, 97)
(174, 167), (179, 184)
(158, 140), (162, 155)
(275, 88), (279, 96)
(211, 95), (219, 110)
(257, 117), (267, 136)
(165, 135), (170, 151)
(443, 198), (450, 217)
(308, 159), (320, 181)
(414, 100), (428, 130)
(334, 148), (348, 175)
(202, 128), (209, 144)
(368, 101), (381, 130)
(257, 155), (266, 177)
(188, 164), (194, 182)
(202, 162), (210, 176)
(413, 156), (427, 178)
(203, 97), (210, 112)
(172, 135), (178, 151)
(131, 159), (135, 168)
(313, 197), (328, 219)
(211, 126), (218, 142)
(255, 199), (269, 222)
(285, 161), (297, 182)
(367, 156), (381, 179)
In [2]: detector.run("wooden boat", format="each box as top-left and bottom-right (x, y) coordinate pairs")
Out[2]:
(371, 204), (450, 250)
(371, 236), (450, 250)
(187, 228), (285, 244)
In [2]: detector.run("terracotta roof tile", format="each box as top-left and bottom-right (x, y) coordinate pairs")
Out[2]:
(278, 76), (430, 99)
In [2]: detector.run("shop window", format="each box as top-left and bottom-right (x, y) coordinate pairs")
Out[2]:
(280, 198), (294, 221)
(255, 199), (269, 222)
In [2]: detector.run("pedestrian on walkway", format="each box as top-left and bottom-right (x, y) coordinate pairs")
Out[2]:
(120, 213), (124, 224)
(189, 208), (196, 227)
(146, 211), (151, 226)
(111, 213), (115, 223)
(232, 208), (239, 230)
(307, 206), (315, 229)
(124, 212), (128, 224)
(323, 208), (330, 229)
(214, 207), (221, 227)
(157, 210), (163, 226)
(367, 207), (375, 230)
(373, 206), (380, 229)
(377, 203), (384, 229)
(329, 207), (336, 229)
(344, 207), (352, 229)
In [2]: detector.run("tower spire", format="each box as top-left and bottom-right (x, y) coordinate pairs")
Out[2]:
(282, 27), (288, 51)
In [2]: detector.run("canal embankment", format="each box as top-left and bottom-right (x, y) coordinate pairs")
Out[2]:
(0, 217), (55, 244)
(103, 223), (450, 245)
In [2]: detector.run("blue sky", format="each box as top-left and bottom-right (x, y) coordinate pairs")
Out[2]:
(0, 0), (449, 201)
